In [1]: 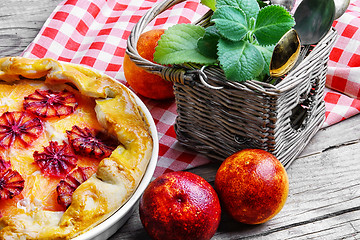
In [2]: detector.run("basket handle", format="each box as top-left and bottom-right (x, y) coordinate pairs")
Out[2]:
(126, 0), (212, 84)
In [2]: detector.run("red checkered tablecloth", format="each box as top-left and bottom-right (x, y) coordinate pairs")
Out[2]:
(324, 1), (360, 127)
(21, 0), (360, 178)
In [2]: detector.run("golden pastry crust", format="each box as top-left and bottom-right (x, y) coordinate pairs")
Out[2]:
(0, 57), (153, 239)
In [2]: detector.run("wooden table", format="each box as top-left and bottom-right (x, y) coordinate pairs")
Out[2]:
(1, 0), (360, 239)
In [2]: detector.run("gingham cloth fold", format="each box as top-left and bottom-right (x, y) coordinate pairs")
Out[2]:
(21, 0), (360, 177)
(323, 0), (360, 127)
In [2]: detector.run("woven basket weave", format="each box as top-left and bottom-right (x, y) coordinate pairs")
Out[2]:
(126, 0), (338, 167)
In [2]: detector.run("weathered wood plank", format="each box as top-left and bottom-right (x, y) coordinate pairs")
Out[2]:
(0, 0), (61, 56)
(300, 114), (360, 158)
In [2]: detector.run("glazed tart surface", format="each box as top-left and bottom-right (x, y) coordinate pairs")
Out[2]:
(0, 57), (153, 239)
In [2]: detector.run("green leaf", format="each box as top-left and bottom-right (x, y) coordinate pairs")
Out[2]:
(254, 44), (275, 77)
(211, 6), (248, 41)
(254, 5), (295, 45)
(218, 38), (264, 82)
(154, 0), (295, 84)
(201, 0), (216, 11)
(216, 0), (260, 21)
(197, 25), (220, 59)
(154, 24), (217, 65)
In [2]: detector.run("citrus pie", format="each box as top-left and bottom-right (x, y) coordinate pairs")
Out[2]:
(0, 57), (153, 239)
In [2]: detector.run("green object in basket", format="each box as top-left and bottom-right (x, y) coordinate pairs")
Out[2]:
(154, 0), (295, 82)
(154, 24), (217, 65)
(201, 0), (216, 10)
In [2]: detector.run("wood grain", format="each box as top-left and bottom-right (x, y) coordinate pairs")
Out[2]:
(1, 0), (360, 239)
(0, 0), (61, 56)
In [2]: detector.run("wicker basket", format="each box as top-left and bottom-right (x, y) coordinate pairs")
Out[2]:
(126, 0), (338, 167)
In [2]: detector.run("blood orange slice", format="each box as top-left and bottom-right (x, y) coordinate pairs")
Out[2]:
(23, 89), (78, 118)
(0, 111), (43, 149)
(57, 166), (93, 208)
(0, 157), (11, 172)
(67, 125), (116, 159)
(0, 169), (25, 200)
(33, 141), (78, 178)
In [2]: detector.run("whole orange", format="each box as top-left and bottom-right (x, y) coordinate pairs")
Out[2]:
(139, 171), (221, 240)
(123, 29), (174, 100)
(215, 149), (289, 224)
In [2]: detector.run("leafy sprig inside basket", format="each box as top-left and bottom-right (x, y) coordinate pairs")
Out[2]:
(153, 0), (295, 82)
